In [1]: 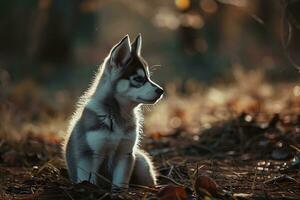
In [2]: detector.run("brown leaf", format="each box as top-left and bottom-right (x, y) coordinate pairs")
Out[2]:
(157, 185), (188, 200)
(194, 175), (218, 196)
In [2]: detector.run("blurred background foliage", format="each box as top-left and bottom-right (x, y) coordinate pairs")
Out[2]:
(0, 0), (300, 91)
(1, 2), (300, 198)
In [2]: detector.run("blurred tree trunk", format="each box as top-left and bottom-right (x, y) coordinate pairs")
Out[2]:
(29, 0), (100, 65)
(0, 1), (35, 61)
(282, 0), (300, 67)
(176, 0), (201, 54)
(29, 0), (81, 64)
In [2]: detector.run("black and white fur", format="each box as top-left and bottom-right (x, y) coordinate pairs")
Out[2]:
(63, 34), (163, 191)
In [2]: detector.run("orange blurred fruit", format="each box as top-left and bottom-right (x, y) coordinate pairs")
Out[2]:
(175, 0), (190, 11)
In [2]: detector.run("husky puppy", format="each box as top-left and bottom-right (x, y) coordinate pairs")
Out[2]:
(63, 34), (163, 191)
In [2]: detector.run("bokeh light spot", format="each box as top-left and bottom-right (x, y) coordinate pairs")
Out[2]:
(200, 0), (218, 14)
(293, 85), (300, 97)
(175, 0), (191, 11)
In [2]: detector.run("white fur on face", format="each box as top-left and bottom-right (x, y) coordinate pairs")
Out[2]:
(116, 79), (130, 93)
(110, 66), (123, 81)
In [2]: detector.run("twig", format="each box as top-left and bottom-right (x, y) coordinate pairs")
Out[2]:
(77, 166), (117, 188)
(173, 167), (184, 180)
(98, 193), (110, 200)
(192, 164), (205, 177)
(290, 144), (300, 152)
(158, 174), (184, 186)
(264, 174), (300, 185)
(251, 167), (258, 192)
(94, 171), (118, 187)
(63, 189), (75, 200)
(167, 166), (174, 177)
(130, 184), (158, 192)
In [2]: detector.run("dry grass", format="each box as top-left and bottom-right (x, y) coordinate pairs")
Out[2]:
(1, 68), (300, 199)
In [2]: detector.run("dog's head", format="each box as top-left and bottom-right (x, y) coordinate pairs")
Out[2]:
(106, 34), (163, 105)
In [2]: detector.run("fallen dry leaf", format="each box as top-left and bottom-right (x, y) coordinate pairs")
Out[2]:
(194, 174), (218, 196)
(157, 185), (188, 200)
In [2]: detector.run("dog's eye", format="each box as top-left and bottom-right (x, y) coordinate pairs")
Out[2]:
(133, 76), (145, 83)
(130, 76), (146, 88)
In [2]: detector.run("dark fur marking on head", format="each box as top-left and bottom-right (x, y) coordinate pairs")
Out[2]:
(120, 54), (148, 80)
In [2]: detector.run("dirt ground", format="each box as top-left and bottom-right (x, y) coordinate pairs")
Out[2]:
(1, 70), (300, 199)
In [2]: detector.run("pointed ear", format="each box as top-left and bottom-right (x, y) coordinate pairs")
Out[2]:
(131, 34), (142, 55)
(110, 35), (131, 67)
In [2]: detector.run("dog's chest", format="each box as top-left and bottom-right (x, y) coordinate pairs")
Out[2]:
(85, 121), (137, 155)
(80, 106), (137, 155)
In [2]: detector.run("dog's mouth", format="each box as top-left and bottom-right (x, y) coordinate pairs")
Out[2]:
(137, 97), (155, 103)
(137, 95), (162, 104)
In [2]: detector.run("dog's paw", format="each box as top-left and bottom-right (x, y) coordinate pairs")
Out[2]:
(111, 185), (128, 197)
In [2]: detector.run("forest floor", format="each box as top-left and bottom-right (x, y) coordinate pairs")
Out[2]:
(1, 69), (300, 199)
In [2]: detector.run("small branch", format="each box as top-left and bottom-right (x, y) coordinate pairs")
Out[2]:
(158, 174), (184, 186)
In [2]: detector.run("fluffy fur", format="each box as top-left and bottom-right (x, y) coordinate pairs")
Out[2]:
(62, 34), (163, 192)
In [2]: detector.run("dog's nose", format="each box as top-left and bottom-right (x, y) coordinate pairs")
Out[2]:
(155, 88), (164, 95)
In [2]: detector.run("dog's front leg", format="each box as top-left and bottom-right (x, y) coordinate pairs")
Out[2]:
(112, 153), (135, 192)
(77, 155), (105, 185)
